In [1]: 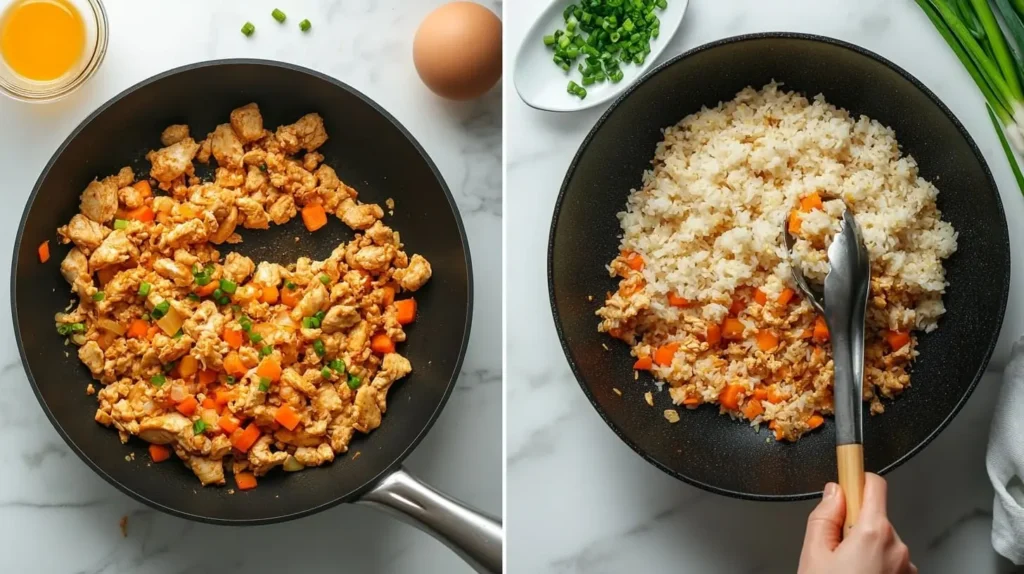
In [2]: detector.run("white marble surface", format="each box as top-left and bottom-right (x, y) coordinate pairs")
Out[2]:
(507, 0), (1022, 572)
(0, 1), (501, 573)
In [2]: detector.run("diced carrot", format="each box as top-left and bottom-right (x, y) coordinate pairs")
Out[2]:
(96, 266), (119, 286)
(301, 203), (329, 232)
(132, 180), (152, 198)
(653, 342), (680, 367)
(719, 384), (744, 410)
(232, 424), (261, 453)
(199, 369), (218, 386)
(218, 413), (241, 434)
(742, 400), (764, 420)
(754, 289), (768, 306)
(622, 250), (644, 271)
(235, 472), (258, 491)
(753, 387), (769, 401)
(201, 397), (218, 411)
(728, 296), (745, 316)
(37, 240), (50, 263)
(214, 389), (234, 406)
(667, 292), (691, 307)
(756, 330), (780, 351)
(813, 317), (830, 342)
(195, 281), (219, 297)
(722, 318), (745, 340)
(683, 397), (701, 408)
(371, 333), (395, 354)
(179, 204), (196, 219)
(788, 210), (802, 234)
(633, 356), (653, 370)
(176, 396), (198, 416)
(706, 324), (721, 346)
(126, 205), (155, 222)
(774, 426), (785, 441)
(767, 386), (786, 404)
(127, 319), (149, 339)
(261, 285), (279, 304)
(395, 298), (417, 325)
(383, 285), (396, 306)
(777, 288), (795, 306)
(800, 192), (823, 212)
(800, 328), (813, 339)
(808, 414), (825, 429)
(281, 286), (301, 307)
(886, 330), (911, 351)
(608, 327), (624, 339)
(256, 356), (281, 382)
(223, 328), (243, 349)
(146, 325), (161, 340)
(178, 355), (199, 378)
(274, 404), (301, 431)
(224, 353), (247, 378)
(148, 444), (171, 463)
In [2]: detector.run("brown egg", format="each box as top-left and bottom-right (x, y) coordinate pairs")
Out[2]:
(413, 2), (502, 101)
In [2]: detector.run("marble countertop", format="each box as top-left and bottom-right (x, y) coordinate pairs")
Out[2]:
(0, 1), (501, 573)
(507, 0), (1021, 572)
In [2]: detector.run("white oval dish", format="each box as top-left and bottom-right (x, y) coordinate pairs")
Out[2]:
(513, 0), (688, 112)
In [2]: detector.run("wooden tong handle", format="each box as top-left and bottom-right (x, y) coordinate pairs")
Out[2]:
(836, 443), (864, 537)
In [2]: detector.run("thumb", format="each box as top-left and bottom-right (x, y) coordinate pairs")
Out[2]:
(803, 482), (846, 552)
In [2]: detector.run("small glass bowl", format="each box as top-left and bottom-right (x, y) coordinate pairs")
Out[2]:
(0, 0), (108, 103)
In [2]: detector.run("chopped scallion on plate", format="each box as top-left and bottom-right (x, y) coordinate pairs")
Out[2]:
(272, 8), (286, 23)
(299, 18), (311, 32)
(151, 300), (170, 320)
(241, 21), (255, 36)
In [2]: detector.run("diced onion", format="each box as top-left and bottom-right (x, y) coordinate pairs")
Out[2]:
(170, 383), (188, 403)
(282, 456), (304, 472)
(200, 409), (219, 427)
(71, 333), (88, 346)
(156, 307), (184, 336)
(97, 318), (126, 336)
(273, 310), (298, 331)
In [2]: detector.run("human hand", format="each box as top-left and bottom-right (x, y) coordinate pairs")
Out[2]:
(797, 473), (916, 574)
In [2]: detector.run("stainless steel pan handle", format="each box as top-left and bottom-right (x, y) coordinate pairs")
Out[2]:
(356, 467), (503, 573)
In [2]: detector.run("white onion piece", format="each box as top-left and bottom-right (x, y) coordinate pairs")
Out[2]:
(170, 383), (188, 403)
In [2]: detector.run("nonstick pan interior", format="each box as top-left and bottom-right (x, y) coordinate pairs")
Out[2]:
(549, 34), (1009, 499)
(13, 60), (472, 523)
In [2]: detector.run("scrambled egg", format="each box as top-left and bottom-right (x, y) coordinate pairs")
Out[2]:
(54, 104), (430, 487)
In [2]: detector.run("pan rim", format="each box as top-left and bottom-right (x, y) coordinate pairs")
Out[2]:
(547, 32), (1009, 501)
(11, 58), (474, 524)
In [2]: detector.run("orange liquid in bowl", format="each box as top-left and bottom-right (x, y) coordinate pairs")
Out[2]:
(1, 0), (85, 81)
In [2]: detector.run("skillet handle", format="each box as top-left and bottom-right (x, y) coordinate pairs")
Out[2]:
(356, 466), (503, 573)
(837, 443), (864, 537)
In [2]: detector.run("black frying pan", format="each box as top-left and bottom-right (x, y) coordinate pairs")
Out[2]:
(549, 34), (1010, 500)
(12, 60), (501, 571)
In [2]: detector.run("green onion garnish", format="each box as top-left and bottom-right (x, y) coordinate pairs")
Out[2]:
(299, 18), (311, 32)
(226, 375), (237, 385)
(258, 377), (271, 392)
(114, 219), (128, 230)
(260, 345), (273, 357)
(310, 317), (321, 329)
(173, 329), (184, 339)
(272, 8), (286, 22)
(194, 274), (211, 287)
(141, 313), (150, 321)
(212, 288), (224, 300)
(219, 279), (237, 294)
(56, 324), (71, 336)
(163, 361), (175, 373)
(329, 358), (346, 373)
(319, 274), (330, 285)
(193, 419), (207, 434)
(248, 332), (263, 343)
(239, 317), (253, 332)
(313, 339), (325, 356)
(241, 22), (255, 36)
(314, 310), (326, 322)
(301, 316), (315, 329)
(347, 374), (361, 389)
(150, 374), (166, 387)
(187, 293), (200, 301)
(152, 300), (170, 319)
(70, 322), (85, 333)
(92, 291), (105, 302)
(285, 281), (296, 290)
(217, 296), (230, 306)
(321, 366), (332, 379)
(138, 282), (151, 297)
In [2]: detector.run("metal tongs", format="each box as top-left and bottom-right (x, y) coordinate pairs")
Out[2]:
(784, 203), (870, 536)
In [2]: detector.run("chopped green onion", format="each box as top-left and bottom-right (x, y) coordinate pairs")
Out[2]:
(299, 19), (311, 32)
(314, 310), (326, 322)
(321, 367), (332, 379)
(231, 304), (241, 314)
(141, 313), (150, 321)
(301, 316), (315, 329)
(329, 358), (346, 373)
(173, 329), (183, 339)
(319, 274), (331, 285)
(260, 345), (273, 357)
(212, 288), (224, 300)
(163, 361), (175, 373)
(187, 293), (200, 301)
(114, 219), (128, 230)
(313, 339), (325, 356)
(258, 377), (271, 392)
(543, 34), (556, 45)
(92, 291), (105, 302)
(219, 279), (237, 294)
(193, 419), (207, 434)
(248, 332), (263, 343)
(285, 281), (296, 290)
(217, 296), (230, 306)
(310, 317), (321, 329)
(138, 282), (151, 297)
(152, 300), (170, 319)
(194, 274), (211, 287)
(56, 324), (71, 336)
(150, 374), (166, 387)
(70, 322), (85, 333)
(226, 375), (237, 385)
(239, 317), (253, 331)
(259, 163), (267, 172)
(347, 374), (361, 390)
(241, 22), (255, 36)
(272, 8), (286, 23)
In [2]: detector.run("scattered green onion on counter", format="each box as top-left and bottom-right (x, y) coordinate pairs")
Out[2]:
(241, 22), (255, 36)
(272, 8), (287, 23)
(300, 19), (312, 32)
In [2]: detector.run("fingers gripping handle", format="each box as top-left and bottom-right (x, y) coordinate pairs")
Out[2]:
(837, 444), (865, 537)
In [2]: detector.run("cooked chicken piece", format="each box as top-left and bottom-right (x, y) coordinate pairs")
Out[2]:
(303, 152), (323, 172)
(247, 435), (289, 476)
(252, 261), (283, 287)
(393, 254), (432, 292)
(337, 199), (383, 230)
(364, 221), (395, 246)
(353, 386), (382, 433)
(153, 258), (192, 287)
(273, 162), (318, 204)
(160, 124), (190, 146)
(211, 123), (244, 170)
(59, 214), (109, 254)
(182, 301), (225, 339)
(351, 245), (394, 274)
(78, 341), (104, 375)
(275, 428), (323, 448)
(195, 137), (212, 164)
(89, 230), (138, 270)
(188, 456), (226, 486)
(146, 138), (200, 184)
(60, 247), (90, 285)
(211, 206), (239, 245)
(236, 197), (270, 229)
(109, 166), (135, 188)
(116, 184), (146, 209)
(164, 219), (208, 247)
(371, 353), (412, 400)
(268, 194), (297, 225)
(215, 167), (245, 188)
(209, 434), (232, 459)
(315, 384), (344, 414)
(347, 320), (370, 354)
(275, 113), (328, 154)
(244, 165), (267, 193)
(80, 178), (118, 223)
(152, 333), (194, 363)
(172, 248), (199, 269)
(291, 282), (329, 320)
(137, 412), (191, 444)
(328, 411), (356, 453)
(222, 252), (255, 284)
(230, 103), (264, 143)
(315, 164), (341, 191)
(280, 367), (317, 397)
(294, 443), (335, 466)
(321, 305), (360, 333)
